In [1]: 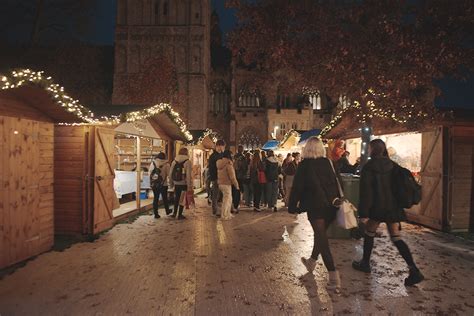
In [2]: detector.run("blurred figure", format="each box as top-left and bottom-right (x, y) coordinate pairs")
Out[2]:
(208, 139), (226, 216)
(242, 152), (254, 207)
(217, 150), (240, 220)
(265, 150), (280, 212)
(250, 150), (265, 212)
(169, 147), (193, 220)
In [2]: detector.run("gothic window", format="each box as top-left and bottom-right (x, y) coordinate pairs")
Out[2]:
(309, 93), (322, 110)
(177, 46), (186, 72)
(117, 0), (127, 25)
(129, 46), (140, 73)
(116, 46), (127, 73)
(191, 45), (201, 73)
(339, 95), (350, 109)
(210, 81), (230, 115)
(239, 129), (263, 150)
(154, 0), (160, 24)
(276, 94), (291, 109)
(163, 1), (169, 15)
(193, 1), (202, 24)
(238, 85), (261, 108)
(177, 0), (186, 24)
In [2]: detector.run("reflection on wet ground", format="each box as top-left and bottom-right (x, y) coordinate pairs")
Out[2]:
(1, 197), (474, 315)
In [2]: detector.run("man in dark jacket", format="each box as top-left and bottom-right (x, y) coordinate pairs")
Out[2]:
(208, 139), (226, 216)
(232, 145), (246, 212)
(265, 150), (280, 212)
(353, 139), (424, 286)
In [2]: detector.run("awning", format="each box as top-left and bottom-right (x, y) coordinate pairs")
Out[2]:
(262, 140), (280, 150)
(90, 104), (192, 142)
(188, 129), (216, 149)
(298, 129), (321, 144)
(279, 130), (300, 150)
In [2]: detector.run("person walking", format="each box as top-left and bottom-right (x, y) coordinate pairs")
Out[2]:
(169, 147), (193, 220)
(265, 150), (280, 212)
(352, 139), (424, 286)
(208, 140), (226, 216)
(282, 153), (297, 207)
(233, 145), (246, 213)
(260, 150), (268, 207)
(242, 152), (253, 207)
(217, 150), (240, 220)
(288, 137), (342, 291)
(149, 152), (171, 218)
(250, 150), (265, 212)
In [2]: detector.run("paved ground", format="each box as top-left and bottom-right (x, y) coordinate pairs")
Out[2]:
(1, 197), (474, 315)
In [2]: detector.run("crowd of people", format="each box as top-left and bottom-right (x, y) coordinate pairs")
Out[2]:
(205, 140), (303, 219)
(149, 136), (424, 292)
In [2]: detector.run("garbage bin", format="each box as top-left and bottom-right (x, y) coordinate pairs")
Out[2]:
(327, 174), (360, 239)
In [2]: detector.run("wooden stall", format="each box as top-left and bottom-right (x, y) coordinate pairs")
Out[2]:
(188, 129), (217, 190)
(54, 105), (192, 235)
(0, 84), (85, 269)
(324, 109), (474, 232)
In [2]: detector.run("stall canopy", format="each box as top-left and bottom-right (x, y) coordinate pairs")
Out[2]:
(0, 70), (95, 124)
(262, 140), (280, 150)
(89, 104), (192, 142)
(298, 129), (321, 144)
(188, 129), (217, 149)
(321, 108), (418, 139)
(279, 130), (300, 150)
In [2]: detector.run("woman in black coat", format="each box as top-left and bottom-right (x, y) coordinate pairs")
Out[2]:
(288, 137), (342, 291)
(352, 139), (424, 286)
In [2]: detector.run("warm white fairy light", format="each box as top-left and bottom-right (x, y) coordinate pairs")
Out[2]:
(0, 69), (193, 141)
(188, 128), (218, 146)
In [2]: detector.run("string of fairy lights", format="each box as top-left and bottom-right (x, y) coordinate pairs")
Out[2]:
(0, 69), (192, 141)
(320, 99), (430, 137)
(187, 128), (218, 146)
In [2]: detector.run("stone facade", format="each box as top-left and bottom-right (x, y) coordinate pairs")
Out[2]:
(113, 0), (211, 130)
(112, 2), (334, 146)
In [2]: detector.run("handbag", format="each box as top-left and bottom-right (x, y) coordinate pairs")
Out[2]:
(329, 160), (358, 229)
(257, 170), (267, 184)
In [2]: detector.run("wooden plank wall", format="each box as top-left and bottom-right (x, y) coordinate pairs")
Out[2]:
(448, 126), (474, 231)
(0, 116), (54, 269)
(406, 127), (444, 230)
(54, 126), (86, 235)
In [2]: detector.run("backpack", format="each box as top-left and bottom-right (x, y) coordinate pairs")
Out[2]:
(172, 160), (188, 182)
(265, 161), (279, 182)
(391, 163), (422, 208)
(235, 155), (248, 179)
(150, 161), (165, 189)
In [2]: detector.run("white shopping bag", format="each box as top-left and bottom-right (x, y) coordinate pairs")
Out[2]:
(336, 201), (358, 229)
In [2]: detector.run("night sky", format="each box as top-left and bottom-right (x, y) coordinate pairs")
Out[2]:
(93, 0), (236, 45)
(0, 1), (471, 109)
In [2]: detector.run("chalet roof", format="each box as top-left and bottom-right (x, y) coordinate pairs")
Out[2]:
(0, 69), (192, 142)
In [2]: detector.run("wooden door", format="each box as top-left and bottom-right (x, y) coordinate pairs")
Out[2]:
(92, 127), (119, 234)
(0, 116), (54, 269)
(406, 127), (444, 230)
(448, 127), (474, 231)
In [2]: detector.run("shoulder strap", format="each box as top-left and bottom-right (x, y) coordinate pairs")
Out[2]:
(152, 161), (157, 169)
(329, 159), (344, 198)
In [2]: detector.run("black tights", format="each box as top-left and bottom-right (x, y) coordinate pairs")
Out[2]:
(309, 218), (336, 271)
(363, 220), (417, 269)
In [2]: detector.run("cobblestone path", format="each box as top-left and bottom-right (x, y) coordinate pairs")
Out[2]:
(1, 197), (474, 315)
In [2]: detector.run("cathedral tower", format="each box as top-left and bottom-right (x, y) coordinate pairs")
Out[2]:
(113, 0), (211, 130)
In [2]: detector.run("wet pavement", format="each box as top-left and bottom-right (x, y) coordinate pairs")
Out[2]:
(1, 197), (474, 315)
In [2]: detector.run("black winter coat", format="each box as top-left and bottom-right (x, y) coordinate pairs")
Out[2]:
(288, 158), (341, 221)
(208, 151), (223, 181)
(358, 157), (406, 222)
